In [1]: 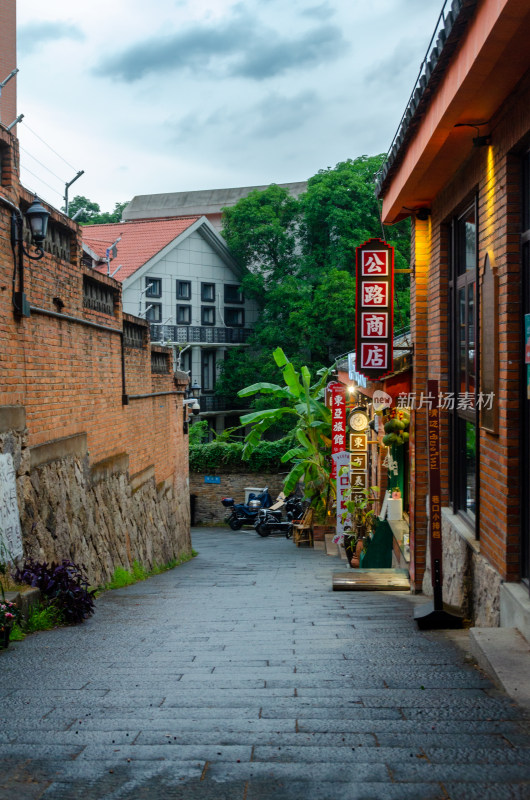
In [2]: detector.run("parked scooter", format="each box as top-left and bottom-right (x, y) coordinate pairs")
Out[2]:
(254, 493), (308, 538)
(221, 488), (273, 530)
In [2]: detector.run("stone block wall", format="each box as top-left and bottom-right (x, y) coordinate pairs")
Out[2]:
(1, 410), (190, 586)
(189, 472), (286, 525)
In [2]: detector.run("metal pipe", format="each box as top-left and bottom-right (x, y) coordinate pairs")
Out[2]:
(127, 391), (180, 400)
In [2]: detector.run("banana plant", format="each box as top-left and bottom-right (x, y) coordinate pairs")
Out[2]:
(238, 347), (333, 512)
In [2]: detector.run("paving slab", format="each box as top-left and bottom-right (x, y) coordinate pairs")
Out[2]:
(0, 526), (529, 798)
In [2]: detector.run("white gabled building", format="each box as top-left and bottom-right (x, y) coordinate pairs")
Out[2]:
(82, 215), (258, 432)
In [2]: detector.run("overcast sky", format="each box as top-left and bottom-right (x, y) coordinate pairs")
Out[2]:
(15, 0), (442, 212)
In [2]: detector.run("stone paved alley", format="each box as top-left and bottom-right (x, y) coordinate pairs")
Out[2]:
(1, 528), (530, 800)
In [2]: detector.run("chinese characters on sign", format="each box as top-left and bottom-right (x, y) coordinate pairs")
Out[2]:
(427, 379), (443, 587)
(329, 382), (346, 479)
(350, 428), (368, 506)
(355, 239), (394, 379)
(0, 454), (23, 561)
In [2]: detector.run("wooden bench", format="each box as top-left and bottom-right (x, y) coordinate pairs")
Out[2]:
(291, 508), (313, 547)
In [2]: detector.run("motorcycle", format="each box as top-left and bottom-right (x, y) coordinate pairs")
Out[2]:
(221, 488), (273, 530)
(254, 493), (308, 538)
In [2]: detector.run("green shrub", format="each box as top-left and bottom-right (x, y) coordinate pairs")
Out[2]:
(23, 603), (63, 633)
(189, 435), (294, 474)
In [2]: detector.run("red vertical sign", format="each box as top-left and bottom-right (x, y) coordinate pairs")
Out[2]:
(355, 238), (394, 379)
(328, 382), (346, 479)
(427, 379), (443, 599)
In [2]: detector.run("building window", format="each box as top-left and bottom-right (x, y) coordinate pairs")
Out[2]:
(201, 350), (216, 392)
(146, 277), (162, 298)
(224, 284), (243, 304)
(146, 303), (162, 322)
(177, 304), (191, 324)
(201, 283), (215, 302)
(180, 348), (192, 377)
(225, 307), (244, 327)
(201, 306), (215, 326)
(177, 280), (191, 300)
(450, 203), (477, 526)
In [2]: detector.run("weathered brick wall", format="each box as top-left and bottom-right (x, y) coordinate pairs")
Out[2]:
(0, 126), (191, 578)
(189, 472), (286, 524)
(413, 70), (530, 599)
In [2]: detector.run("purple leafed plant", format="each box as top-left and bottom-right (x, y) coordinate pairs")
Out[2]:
(13, 559), (96, 624)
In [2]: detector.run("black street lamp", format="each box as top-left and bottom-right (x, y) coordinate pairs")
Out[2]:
(11, 195), (50, 316)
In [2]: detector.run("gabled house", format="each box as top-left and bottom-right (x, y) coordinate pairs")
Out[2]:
(82, 215), (258, 432)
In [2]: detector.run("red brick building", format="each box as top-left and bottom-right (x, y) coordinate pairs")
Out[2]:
(0, 4), (191, 584)
(377, 0), (530, 632)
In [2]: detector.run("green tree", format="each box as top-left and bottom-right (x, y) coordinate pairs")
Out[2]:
(64, 195), (128, 225)
(238, 347), (333, 510)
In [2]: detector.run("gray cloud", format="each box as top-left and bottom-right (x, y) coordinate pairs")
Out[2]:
(18, 21), (85, 55)
(301, 3), (335, 20)
(363, 40), (421, 88)
(95, 8), (346, 83)
(168, 89), (320, 147)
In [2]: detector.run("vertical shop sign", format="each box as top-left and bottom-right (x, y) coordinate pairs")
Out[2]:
(355, 238), (394, 379)
(414, 380), (462, 630)
(525, 314), (530, 398)
(332, 452), (351, 535)
(328, 382), (346, 478)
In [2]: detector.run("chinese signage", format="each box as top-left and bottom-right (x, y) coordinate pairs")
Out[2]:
(204, 475), (221, 484)
(355, 238), (394, 379)
(329, 381), (346, 478)
(0, 454), (23, 561)
(332, 452), (351, 535)
(350, 431), (368, 504)
(427, 379), (443, 587)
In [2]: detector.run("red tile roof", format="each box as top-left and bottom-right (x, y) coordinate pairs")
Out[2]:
(82, 216), (200, 282)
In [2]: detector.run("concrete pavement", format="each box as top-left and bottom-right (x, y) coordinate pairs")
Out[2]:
(0, 526), (529, 799)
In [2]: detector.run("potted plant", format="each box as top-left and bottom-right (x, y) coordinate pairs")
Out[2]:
(0, 600), (18, 649)
(341, 486), (379, 568)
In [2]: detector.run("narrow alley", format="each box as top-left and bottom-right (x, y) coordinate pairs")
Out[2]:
(1, 529), (529, 800)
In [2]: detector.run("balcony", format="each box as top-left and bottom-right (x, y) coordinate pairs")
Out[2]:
(150, 325), (252, 345)
(199, 396), (249, 413)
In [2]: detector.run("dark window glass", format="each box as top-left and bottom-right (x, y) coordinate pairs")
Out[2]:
(201, 306), (215, 325)
(225, 307), (244, 327)
(177, 280), (191, 300)
(180, 349), (192, 376)
(146, 277), (162, 298)
(450, 203), (477, 527)
(224, 284), (243, 303)
(201, 283), (215, 302)
(201, 350), (216, 391)
(146, 303), (162, 322)
(176, 305), (191, 324)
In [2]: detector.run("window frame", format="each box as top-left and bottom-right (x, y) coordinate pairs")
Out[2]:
(145, 277), (162, 298)
(224, 284), (243, 304)
(224, 307), (245, 327)
(146, 302), (162, 323)
(201, 305), (215, 326)
(201, 282), (215, 302)
(176, 304), (191, 325)
(177, 280), (191, 301)
(449, 199), (479, 530)
(201, 349), (216, 392)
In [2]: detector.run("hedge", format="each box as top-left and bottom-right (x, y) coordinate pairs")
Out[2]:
(189, 437), (293, 474)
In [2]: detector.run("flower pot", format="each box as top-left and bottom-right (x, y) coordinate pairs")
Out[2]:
(0, 625), (12, 649)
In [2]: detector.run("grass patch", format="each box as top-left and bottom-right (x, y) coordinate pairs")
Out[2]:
(103, 550), (198, 592)
(9, 622), (25, 641)
(22, 603), (64, 634)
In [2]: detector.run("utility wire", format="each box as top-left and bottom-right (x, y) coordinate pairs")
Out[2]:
(20, 164), (63, 200)
(22, 121), (79, 173)
(19, 145), (67, 184)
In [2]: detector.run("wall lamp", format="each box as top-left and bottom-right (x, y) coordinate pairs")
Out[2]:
(415, 207), (431, 221)
(11, 195), (51, 317)
(183, 379), (201, 434)
(454, 122), (491, 148)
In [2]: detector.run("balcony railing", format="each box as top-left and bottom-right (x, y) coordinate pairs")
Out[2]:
(150, 325), (252, 345)
(199, 396), (249, 413)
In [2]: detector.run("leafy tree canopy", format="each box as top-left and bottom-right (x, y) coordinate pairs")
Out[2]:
(216, 155), (411, 408)
(64, 195), (128, 225)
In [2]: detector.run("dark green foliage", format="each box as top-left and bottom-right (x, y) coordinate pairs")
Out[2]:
(64, 195), (128, 224)
(189, 436), (294, 474)
(12, 559), (95, 624)
(218, 156), (411, 407)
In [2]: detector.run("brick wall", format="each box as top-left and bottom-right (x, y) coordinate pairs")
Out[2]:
(412, 70), (530, 593)
(0, 125), (191, 578)
(189, 472), (286, 524)
(0, 0), (16, 128)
